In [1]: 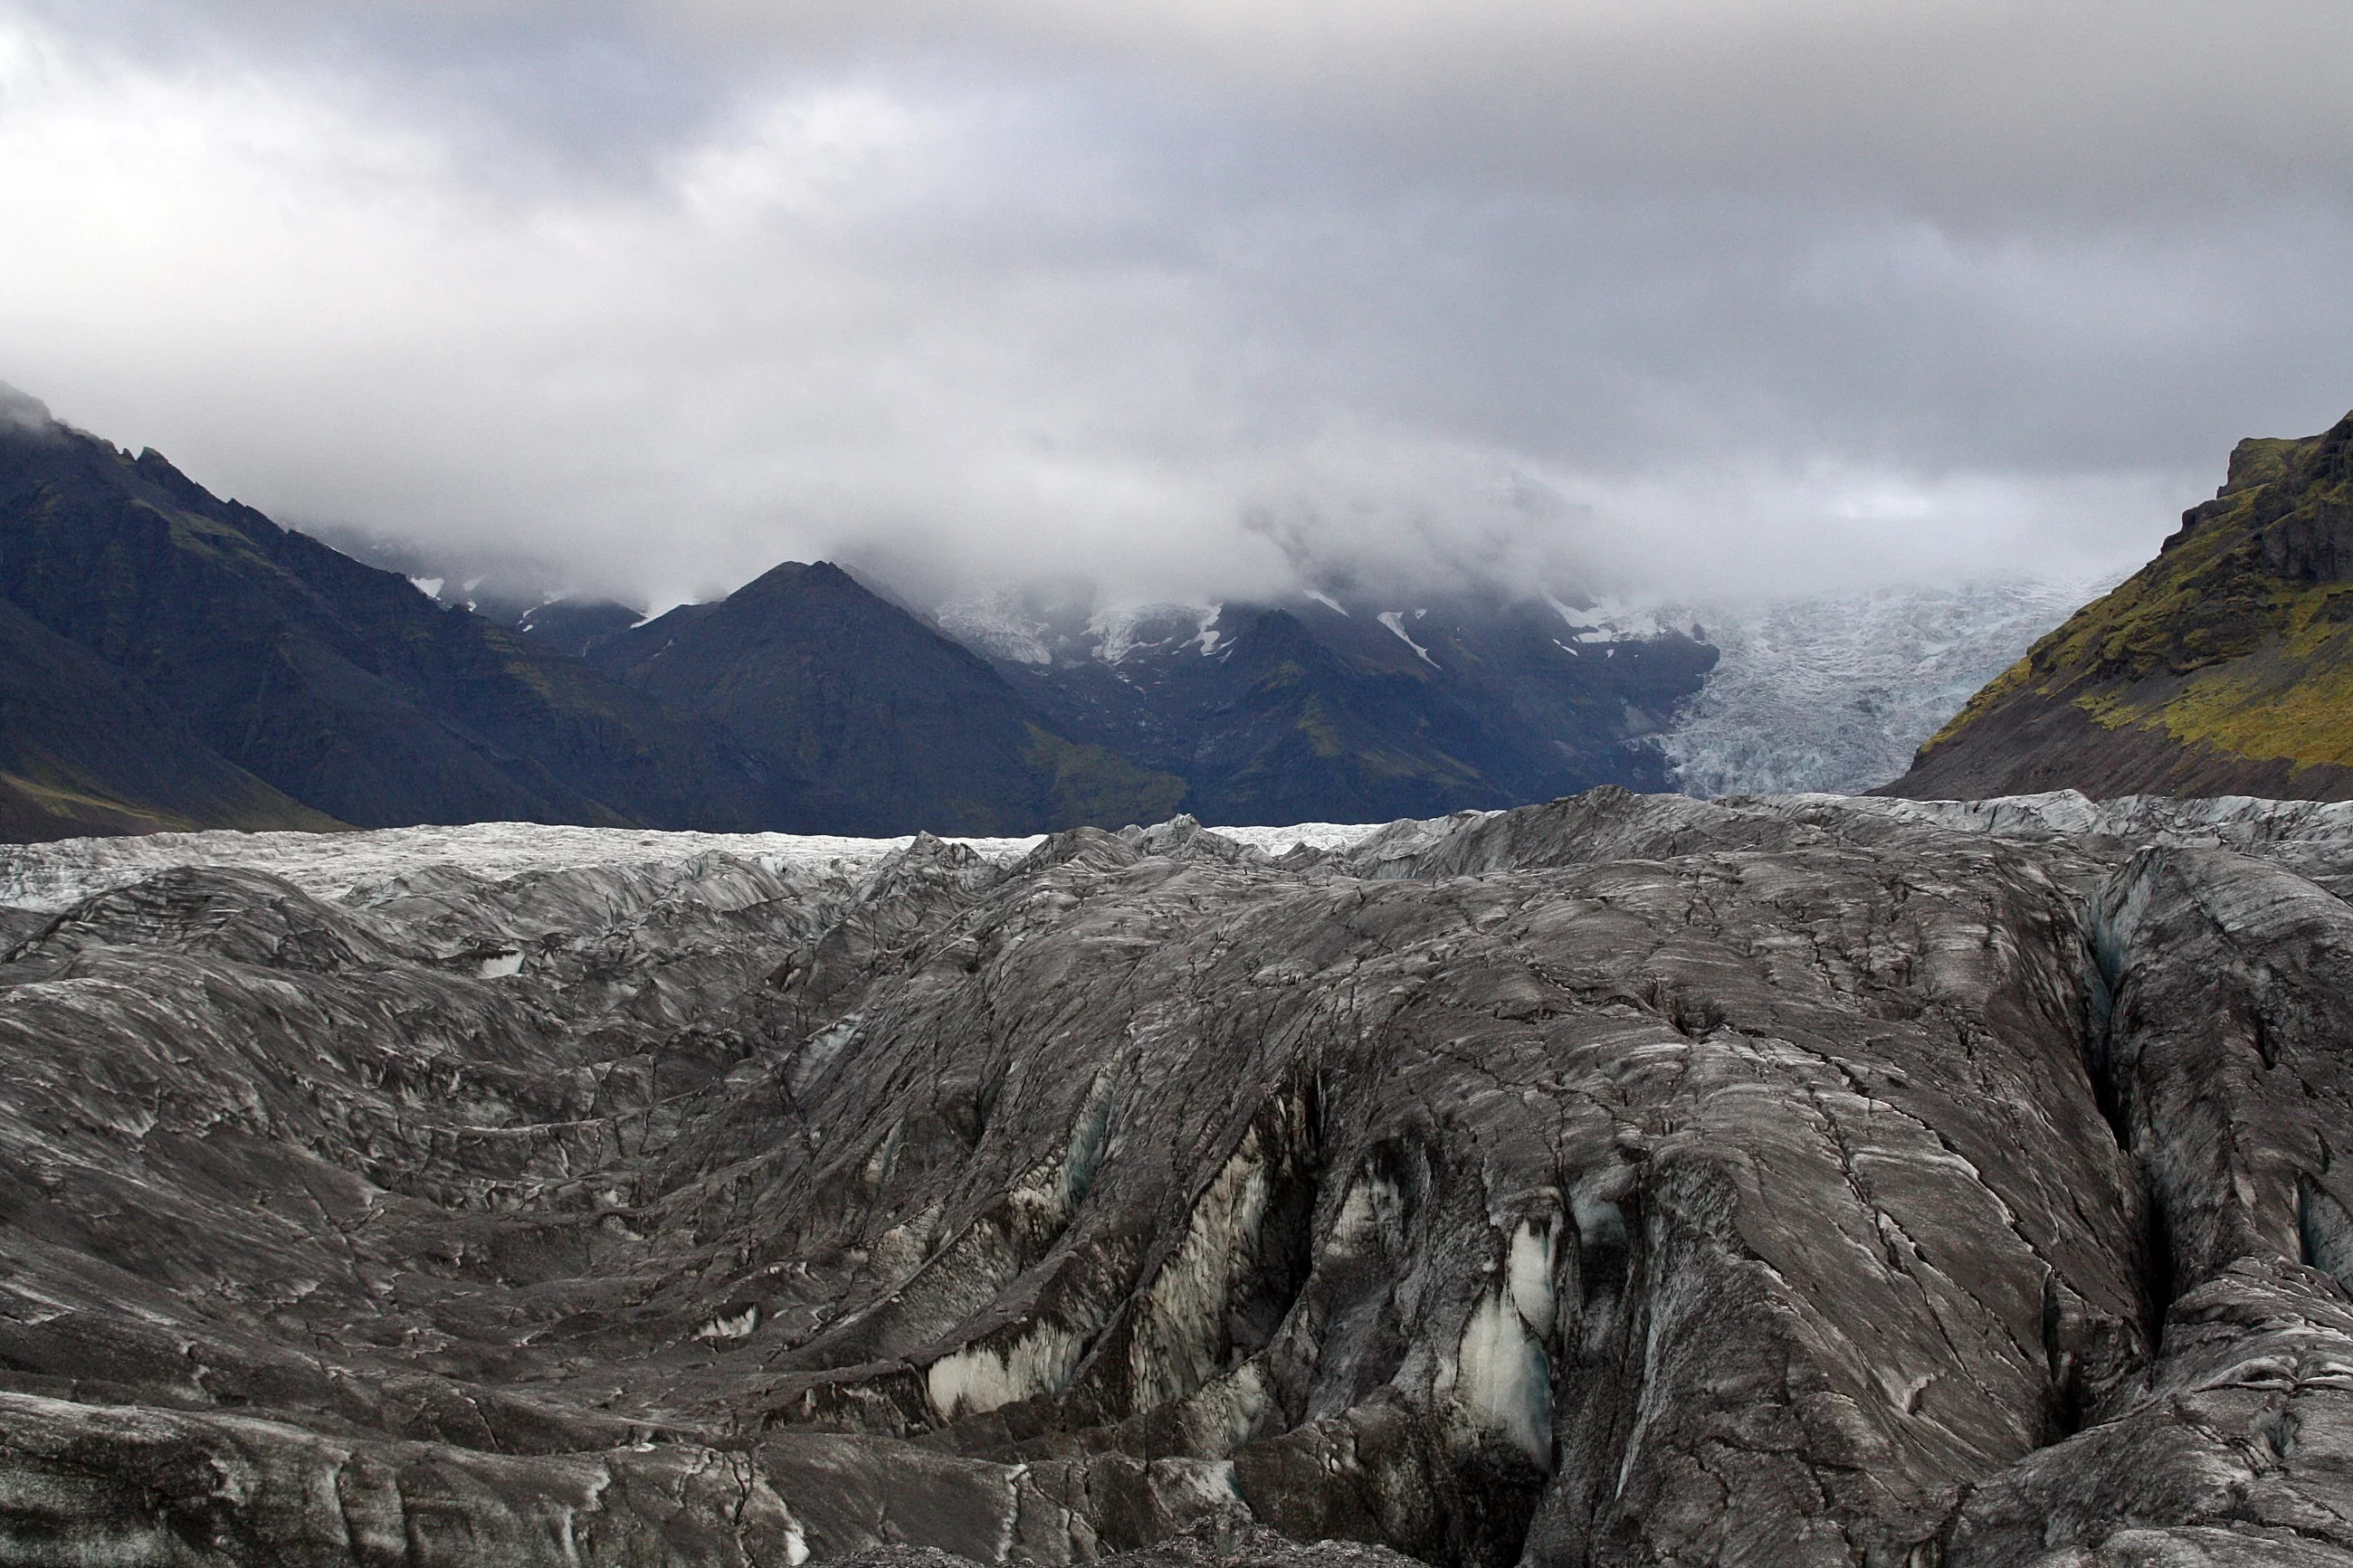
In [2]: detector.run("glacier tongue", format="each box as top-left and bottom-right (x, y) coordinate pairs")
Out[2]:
(1653, 575), (2117, 796)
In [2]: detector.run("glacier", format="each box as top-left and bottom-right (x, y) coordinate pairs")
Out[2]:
(0, 819), (1389, 914)
(1653, 575), (2115, 796)
(6, 791), (2353, 1562)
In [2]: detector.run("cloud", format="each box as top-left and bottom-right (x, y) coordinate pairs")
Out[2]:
(1, 1), (2348, 607)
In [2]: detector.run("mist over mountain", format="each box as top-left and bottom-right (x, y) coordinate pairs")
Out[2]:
(0, 394), (790, 838)
(586, 562), (1187, 836)
(359, 520), (2098, 806)
(19, 372), (2348, 832)
(0, 395), (1761, 840)
(8, 4), (2346, 614)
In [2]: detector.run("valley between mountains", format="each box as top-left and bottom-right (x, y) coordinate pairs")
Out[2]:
(5, 788), (2353, 1565)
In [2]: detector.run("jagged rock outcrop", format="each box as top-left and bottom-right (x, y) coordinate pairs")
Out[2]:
(4, 791), (2353, 1563)
(1883, 408), (2353, 802)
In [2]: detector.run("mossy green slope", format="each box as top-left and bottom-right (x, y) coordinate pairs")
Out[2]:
(1882, 407), (2353, 800)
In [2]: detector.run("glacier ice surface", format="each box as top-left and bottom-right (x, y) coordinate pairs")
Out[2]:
(0, 820), (1393, 915)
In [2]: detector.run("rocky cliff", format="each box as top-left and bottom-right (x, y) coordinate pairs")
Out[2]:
(1883, 408), (2353, 801)
(4, 789), (2353, 1563)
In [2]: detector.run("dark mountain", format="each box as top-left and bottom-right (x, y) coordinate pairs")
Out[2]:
(0, 405), (785, 833)
(1281, 593), (1716, 798)
(0, 595), (339, 840)
(589, 562), (1187, 835)
(941, 589), (1717, 822)
(0, 386), (1714, 840)
(512, 597), (643, 658)
(1882, 407), (2353, 801)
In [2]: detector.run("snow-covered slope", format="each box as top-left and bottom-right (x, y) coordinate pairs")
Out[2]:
(932, 584), (1221, 669)
(1654, 576), (2112, 797)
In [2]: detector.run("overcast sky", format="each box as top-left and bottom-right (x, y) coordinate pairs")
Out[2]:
(3, 1), (2349, 609)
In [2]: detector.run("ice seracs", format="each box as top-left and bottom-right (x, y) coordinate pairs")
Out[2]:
(0, 818), (1395, 915)
(1650, 575), (2114, 796)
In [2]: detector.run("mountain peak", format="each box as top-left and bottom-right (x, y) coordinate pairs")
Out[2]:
(591, 560), (1184, 835)
(0, 382), (56, 437)
(0, 413), (782, 836)
(729, 558), (866, 603)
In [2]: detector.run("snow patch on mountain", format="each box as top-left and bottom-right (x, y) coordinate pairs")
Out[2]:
(936, 585), (1059, 665)
(924, 573), (2114, 802)
(1188, 604), (1226, 658)
(1548, 595), (1681, 645)
(1377, 611), (1438, 667)
(1089, 603), (1166, 665)
(934, 584), (1228, 669)
(1654, 575), (2113, 797)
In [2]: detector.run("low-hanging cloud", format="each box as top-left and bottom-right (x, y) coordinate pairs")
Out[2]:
(2, 0), (2349, 609)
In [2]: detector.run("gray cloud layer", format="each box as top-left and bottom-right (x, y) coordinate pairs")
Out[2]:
(4, 1), (2349, 608)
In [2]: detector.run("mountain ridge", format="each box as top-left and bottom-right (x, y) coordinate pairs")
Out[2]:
(929, 584), (1719, 821)
(0, 404), (788, 835)
(1882, 407), (2353, 801)
(0, 388), (2118, 840)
